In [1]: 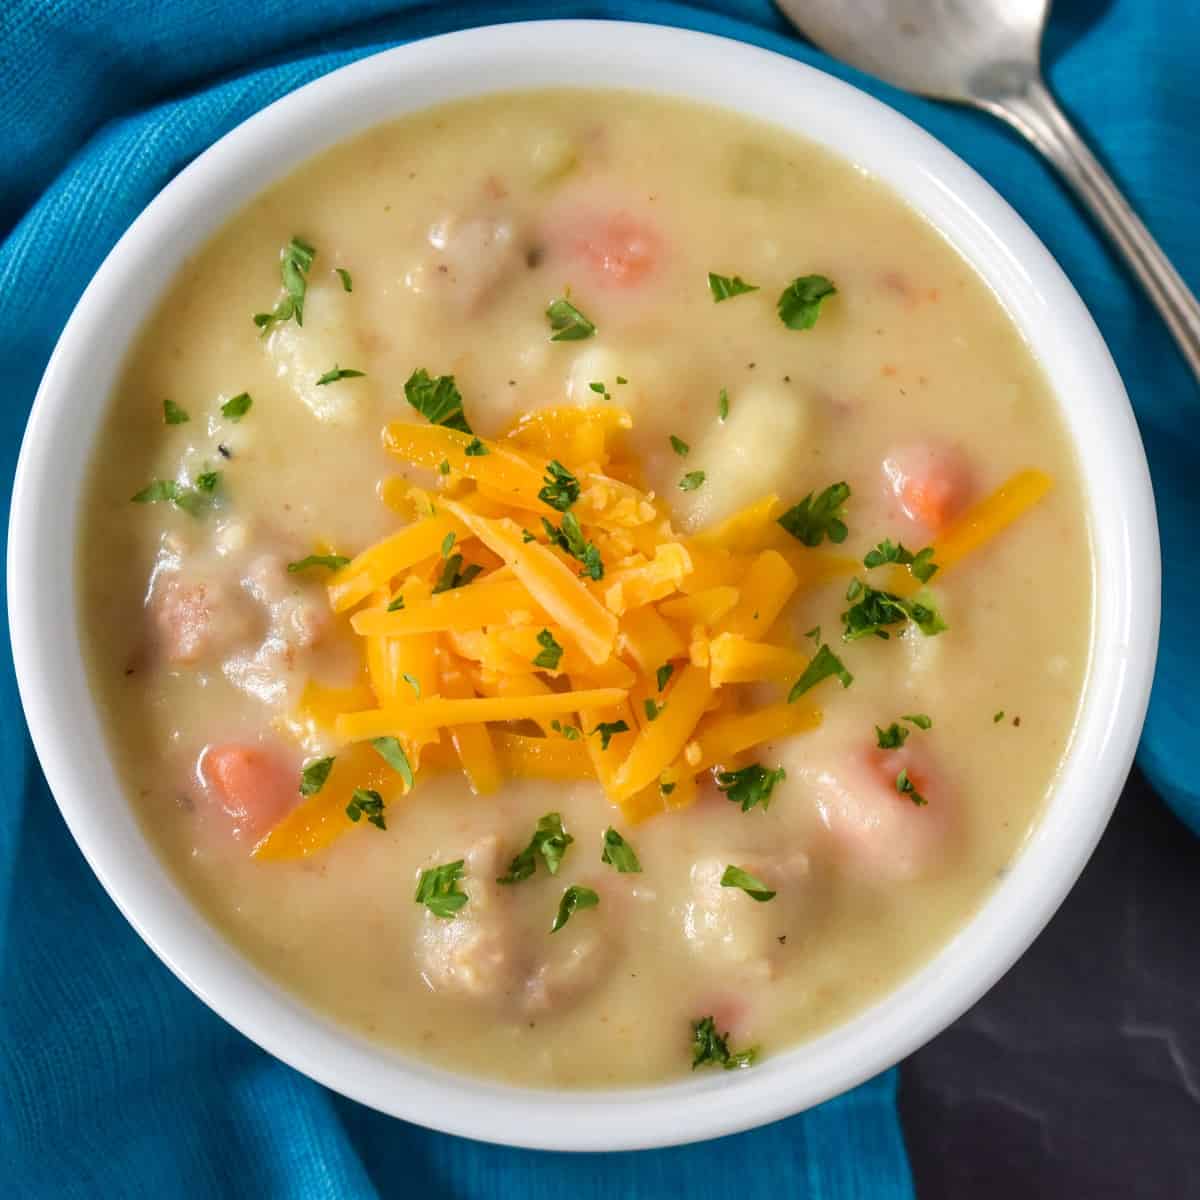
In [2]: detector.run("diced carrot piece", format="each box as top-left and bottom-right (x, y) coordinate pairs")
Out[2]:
(556, 210), (663, 287)
(201, 743), (299, 844)
(882, 443), (972, 533)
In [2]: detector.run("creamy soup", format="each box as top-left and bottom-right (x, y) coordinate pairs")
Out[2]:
(79, 90), (1091, 1087)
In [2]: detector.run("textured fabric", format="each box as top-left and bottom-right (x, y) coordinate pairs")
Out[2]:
(0, 0), (1194, 1195)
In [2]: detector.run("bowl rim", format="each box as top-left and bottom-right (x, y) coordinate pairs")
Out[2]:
(8, 19), (1160, 1152)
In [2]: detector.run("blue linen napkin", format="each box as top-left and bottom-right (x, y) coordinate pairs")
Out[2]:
(0, 0), (1194, 1195)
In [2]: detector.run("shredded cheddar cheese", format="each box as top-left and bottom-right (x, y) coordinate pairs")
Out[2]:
(256, 405), (1055, 859)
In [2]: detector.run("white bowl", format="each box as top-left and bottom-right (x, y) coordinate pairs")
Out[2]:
(8, 20), (1159, 1151)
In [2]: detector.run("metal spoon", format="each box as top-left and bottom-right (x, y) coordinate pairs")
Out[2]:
(775, 0), (1200, 382)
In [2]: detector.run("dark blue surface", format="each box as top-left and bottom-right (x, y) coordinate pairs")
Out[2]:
(0, 0), (1195, 1194)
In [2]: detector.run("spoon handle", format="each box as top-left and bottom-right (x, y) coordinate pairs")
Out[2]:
(984, 76), (1200, 385)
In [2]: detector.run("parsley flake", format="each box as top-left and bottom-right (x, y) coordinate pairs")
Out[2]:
(432, 553), (482, 595)
(316, 365), (366, 386)
(415, 860), (469, 919)
(601, 827), (642, 874)
(875, 723), (909, 750)
(131, 475), (219, 516)
(345, 787), (386, 830)
(464, 437), (489, 456)
(716, 764), (786, 813)
(669, 434), (690, 457)
(864, 538), (939, 583)
(777, 482), (850, 546)
(533, 629), (564, 670)
(371, 736), (414, 789)
(896, 768), (927, 807)
(386, 593), (405, 612)
(403, 368), (472, 433)
(679, 470), (706, 492)
(777, 274), (836, 330)
(538, 460), (580, 512)
(592, 720), (630, 751)
(788, 644), (854, 700)
(656, 663), (675, 692)
(299, 756), (335, 797)
(162, 398), (189, 425)
(253, 236), (316, 333)
(842, 578), (947, 640)
(643, 698), (664, 722)
(551, 884), (599, 932)
(691, 1016), (758, 1071)
(550, 720), (581, 741)
(498, 813), (574, 884)
(720, 865), (776, 902)
(718, 387), (729, 421)
(542, 512), (603, 580)
(708, 272), (760, 302)
(546, 297), (596, 341)
(335, 267), (353, 292)
(221, 392), (252, 422)
(286, 554), (349, 574)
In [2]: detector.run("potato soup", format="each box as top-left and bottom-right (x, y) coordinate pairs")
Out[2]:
(79, 91), (1092, 1087)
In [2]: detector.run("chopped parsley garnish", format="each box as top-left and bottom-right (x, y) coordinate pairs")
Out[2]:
(551, 720), (581, 741)
(498, 812), (574, 884)
(533, 629), (564, 670)
(403, 368), (472, 433)
(432, 553), (482, 594)
(592, 720), (629, 751)
(656, 662), (675, 691)
(691, 1016), (758, 1071)
(441, 532), (456, 558)
(371, 736), (414, 789)
(616, 375), (628, 385)
(546, 296), (596, 341)
(804, 625), (821, 646)
(335, 267), (353, 292)
(776, 482), (850, 546)
(345, 787), (386, 830)
(401, 673), (421, 698)
(777, 273), (836, 330)
(842, 578), (947, 640)
(438, 459), (451, 476)
(994, 710), (1005, 723)
(464, 437), (489, 456)
(708, 272), (759, 302)
(131, 474), (220, 516)
(863, 538), (938, 583)
(896, 767), (927, 807)
(660, 778), (677, 797)
(877, 712), (935, 748)
(538, 460), (580, 511)
(542, 512), (603, 580)
(162, 398), (189, 424)
(588, 381), (612, 400)
(220, 392), (252, 422)
(643, 698), (664, 722)
(720, 865), (776, 902)
(679, 470), (706, 492)
(316, 365), (366, 386)
(716, 764), (786, 813)
(387, 593), (405, 612)
(522, 529), (536, 543)
(669, 435), (690, 457)
(875, 723), (909, 750)
(286, 553), (349, 574)
(253, 236), (316, 333)
(601, 827), (642, 873)
(718, 387), (729, 421)
(415, 860), (469, 919)
(551, 885), (599, 932)
(788, 644), (854, 700)
(299, 756), (335, 797)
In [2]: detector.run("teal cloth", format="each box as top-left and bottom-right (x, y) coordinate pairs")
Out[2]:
(0, 0), (1195, 1195)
